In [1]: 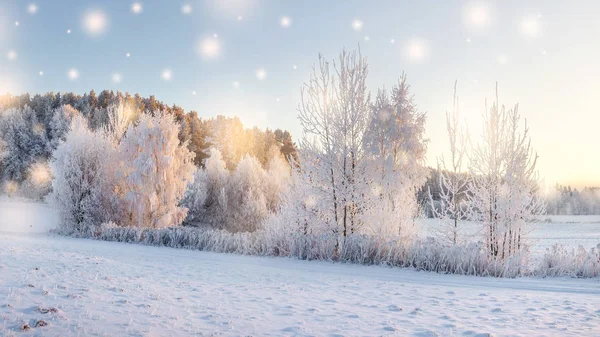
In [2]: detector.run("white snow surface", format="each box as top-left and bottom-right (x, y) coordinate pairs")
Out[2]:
(1, 199), (600, 336)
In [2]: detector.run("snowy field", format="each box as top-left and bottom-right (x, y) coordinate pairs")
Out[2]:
(1, 199), (600, 336)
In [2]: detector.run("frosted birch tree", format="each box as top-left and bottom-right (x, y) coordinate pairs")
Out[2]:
(429, 82), (469, 245)
(467, 87), (545, 259)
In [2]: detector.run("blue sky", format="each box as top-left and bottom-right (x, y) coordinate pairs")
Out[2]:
(0, 0), (599, 188)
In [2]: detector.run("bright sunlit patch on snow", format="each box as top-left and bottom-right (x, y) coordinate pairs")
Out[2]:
(131, 2), (143, 15)
(520, 15), (542, 38)
(352, 19), (363, 32)
(405, 39), (428, 63)
(68, 68), (79, 80)
(6, 50), (17, 61)
(112, 73), (122, 83)
(27, 3), (38, 14)
(280, 16), (291, 28)
(181, 4), (193, 15)
(255, 68), (267, 80)
(464, 2), (490, 29)
(197, 35), (221, 60)
(161, 69), (172, 81)
(82, 9), (109, 37)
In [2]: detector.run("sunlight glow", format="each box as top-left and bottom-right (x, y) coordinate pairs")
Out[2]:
(29, 163), (51, 186)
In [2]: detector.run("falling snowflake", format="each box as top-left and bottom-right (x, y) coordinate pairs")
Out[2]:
(497, 54), (509, 65)
(6, 50), (17, 61)
(520, 15), (542, 38)
(280, 16), (291, 28)
(192, 90), (197, 95)
(541, 49), (547, 56)
(181, 4), (192, 15)
(68, 68), (79, 80)
(161, 69), (172, 81)
(292, 64), (297, 70)
(276, 97), (280, 102)
(405, 39), (428, 63)
(39, 71), (44, 76)
(131, 2), (143, 15)
(67, 29), (71, 34)
(198, 35), (221, 60)
(112, 73), (122, 83)
(237, 15), (243, 21)
(15, 21), (19, 26)
(82, 10), (109, 37)
(126, 52), (131, 58)
(255, 68), (267, 80)
(352, 19), (363, 32)
(232, 81), (240, 89)
(27, 3), (38, 14)
(390, 38), (395, 44)
(466, 38), (471, 43)
(464, 2), (490, 29)
(364, 36), (370, 41)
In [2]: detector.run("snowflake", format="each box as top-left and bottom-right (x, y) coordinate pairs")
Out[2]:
(68, 68), (79, 80)
(352, 19), (363, 32)
(198, 36), (221, 60)
(15, 21), (19, 26)
(39, 71), (44, 76)
(405, 39), (428, 63)
(82, 10), (108, 37)
(292, 64), (297, 70)
(465, 3), (490, 29)
(126, 52), (131, 58)
(6, 50), (17, 61)
(520, 16), (542, 38)
(112, 73), (122, 83)
(255, 68), (267, 81)
(192, 90), (197, 95)
(181, 4), (192, 15)
(131, 2), (143, 14)
(233, 81), (240, 89)
(161, 69), (172, 81)
(280, 16), (291, 28)
(27, 3), (38, 14)
(67, 29), (71, 34)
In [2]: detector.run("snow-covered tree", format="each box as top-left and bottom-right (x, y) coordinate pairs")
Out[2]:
(48, 104), (79, 150)
(226, 155), (269, 232)
(115, 111), (196, 228)
(50, 115), (115, 233)
(428, 82), (469, 245)
(363, 74), (428, 238)
(296, 49), (371, 238)
(466, 88), (546, 259)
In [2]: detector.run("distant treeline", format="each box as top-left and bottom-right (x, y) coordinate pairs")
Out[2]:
(0, 90), (298, 187)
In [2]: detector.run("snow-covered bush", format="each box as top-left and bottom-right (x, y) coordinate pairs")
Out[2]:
(115, 111), (195, 228)
(536, 244), (600, 278)
(180, 169), (209, 225)
(49, 115), (116, 233)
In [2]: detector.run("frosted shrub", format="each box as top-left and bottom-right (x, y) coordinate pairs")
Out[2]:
(115, 111), (196, 228)
(50, 115), (115, 234)
(537, 244), (600, 278)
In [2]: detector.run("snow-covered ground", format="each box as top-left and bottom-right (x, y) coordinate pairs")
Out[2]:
(1, 199), (600, 336)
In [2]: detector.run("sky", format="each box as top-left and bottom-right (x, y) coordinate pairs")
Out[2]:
(0, 0), (598, 188)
